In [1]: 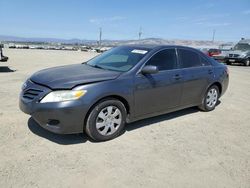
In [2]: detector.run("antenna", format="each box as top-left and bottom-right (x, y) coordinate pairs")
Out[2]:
(212, 29), (216, 42)
(139, 27), (142, 40)
(99, 27), (102, 47)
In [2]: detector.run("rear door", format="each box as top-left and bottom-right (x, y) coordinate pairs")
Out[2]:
(177, 48), (214, 106)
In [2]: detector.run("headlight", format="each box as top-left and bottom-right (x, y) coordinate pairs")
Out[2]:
(40, 90), (87, 103)
(22, 79), (29, 90)
(239, 53), (247, 58)
(22, 82), (27, 90)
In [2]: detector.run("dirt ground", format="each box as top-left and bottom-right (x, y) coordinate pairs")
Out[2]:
(0, 49), (249, 188)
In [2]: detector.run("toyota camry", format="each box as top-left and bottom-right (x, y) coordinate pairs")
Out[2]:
(19, 45), (229, 141)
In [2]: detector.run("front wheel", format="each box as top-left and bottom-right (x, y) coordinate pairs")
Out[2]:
(198, 85), (219, 112)
(85, 99), (127, 141)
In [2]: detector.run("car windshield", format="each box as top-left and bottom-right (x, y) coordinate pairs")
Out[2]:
(86, 46), (149, 72)
(233, 43), (250, 51)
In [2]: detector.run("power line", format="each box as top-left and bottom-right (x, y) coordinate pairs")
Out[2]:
(99, 27), (102, 46)
(138, 27), (142, 40)
(212, 29), (216, 42)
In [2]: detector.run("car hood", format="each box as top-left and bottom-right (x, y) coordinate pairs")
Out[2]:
(30, 64), (121, 89)
(227, 50), (248, 55)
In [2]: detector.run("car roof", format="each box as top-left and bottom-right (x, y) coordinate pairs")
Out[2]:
(121, 44), (197, 51)
(238, 39), (250, 44)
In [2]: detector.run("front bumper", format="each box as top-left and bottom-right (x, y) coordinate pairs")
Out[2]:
(19, 80), (88, 134)
(225, 57), (246, 64)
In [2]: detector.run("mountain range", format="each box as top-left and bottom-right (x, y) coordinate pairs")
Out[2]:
(0, 35), (233, 47)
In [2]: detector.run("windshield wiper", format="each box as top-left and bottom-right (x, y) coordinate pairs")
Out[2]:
(92, 64), (105, 69)
(87, 64), (106, 70)
(86, 63), (120, 72)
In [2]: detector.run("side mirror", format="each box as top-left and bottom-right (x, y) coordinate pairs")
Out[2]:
(141, 65), (159, 74)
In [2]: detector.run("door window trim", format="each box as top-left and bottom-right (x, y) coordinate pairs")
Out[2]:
(137, 47), (180, 75)
(177, 48), (212, 69)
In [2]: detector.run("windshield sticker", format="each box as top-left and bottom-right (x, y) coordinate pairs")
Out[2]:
(131, 49), (148, 54)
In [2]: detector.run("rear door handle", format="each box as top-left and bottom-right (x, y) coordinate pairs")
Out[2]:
(174, 74), (182, 80)
(208, 69), (213, 74)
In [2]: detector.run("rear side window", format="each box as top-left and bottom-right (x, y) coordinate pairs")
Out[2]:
(146, 49), (177, 71)
(179, 49), (201, 68)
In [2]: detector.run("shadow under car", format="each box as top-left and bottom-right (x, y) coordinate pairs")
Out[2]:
(28, 106), (205, 144)
(0, 66), (16, 73)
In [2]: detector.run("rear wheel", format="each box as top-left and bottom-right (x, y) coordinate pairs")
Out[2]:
(199, 85), (219, 112)
(245, 58), (250, 66)
(85, 99), (127, 141)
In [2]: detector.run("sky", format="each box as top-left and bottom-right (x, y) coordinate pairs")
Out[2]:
(0, 0), (250, 41)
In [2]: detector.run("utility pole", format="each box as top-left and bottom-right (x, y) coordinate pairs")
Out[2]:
(138, 27), (142, 40)
(99, 27), (102, 47)
(212, 29), (216, 43)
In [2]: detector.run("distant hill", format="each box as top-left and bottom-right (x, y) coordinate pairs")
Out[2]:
(100, 38), (226, 48)
(0, 35), (92, 44)
(0, 35), (232, 47)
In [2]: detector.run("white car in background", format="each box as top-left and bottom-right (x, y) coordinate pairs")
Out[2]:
(0, 44), (9, 62)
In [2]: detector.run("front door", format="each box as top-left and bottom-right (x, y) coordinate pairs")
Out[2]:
(134, 48), (183, 117)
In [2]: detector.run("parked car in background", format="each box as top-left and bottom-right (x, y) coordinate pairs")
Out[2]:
(207, 49), (221, 57)
(212, 49), (230, 63)
(0, 44), (9, 62)
(20, 45), (229, 141)
(199, 48), (208, 54)
(225, 38), (250, 66)
(200, 48), (224, 62)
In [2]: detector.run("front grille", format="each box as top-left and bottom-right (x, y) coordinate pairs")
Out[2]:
(229, 54), (240, 58)
(23, 89), (43, 100)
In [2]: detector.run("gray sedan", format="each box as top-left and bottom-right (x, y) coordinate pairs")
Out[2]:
(20, 45), (229, 141)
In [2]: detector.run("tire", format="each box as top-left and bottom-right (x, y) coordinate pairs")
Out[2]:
(85, 99), (127, 141)
(198, 85), (220, 112)
(245, 58), (250, 66)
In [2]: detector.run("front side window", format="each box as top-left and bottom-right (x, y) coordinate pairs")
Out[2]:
(179, 49), (201, 68)
(234, 43), (250, 51)
(146, 49), (177, 71)
(87, 46), (149, 72)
